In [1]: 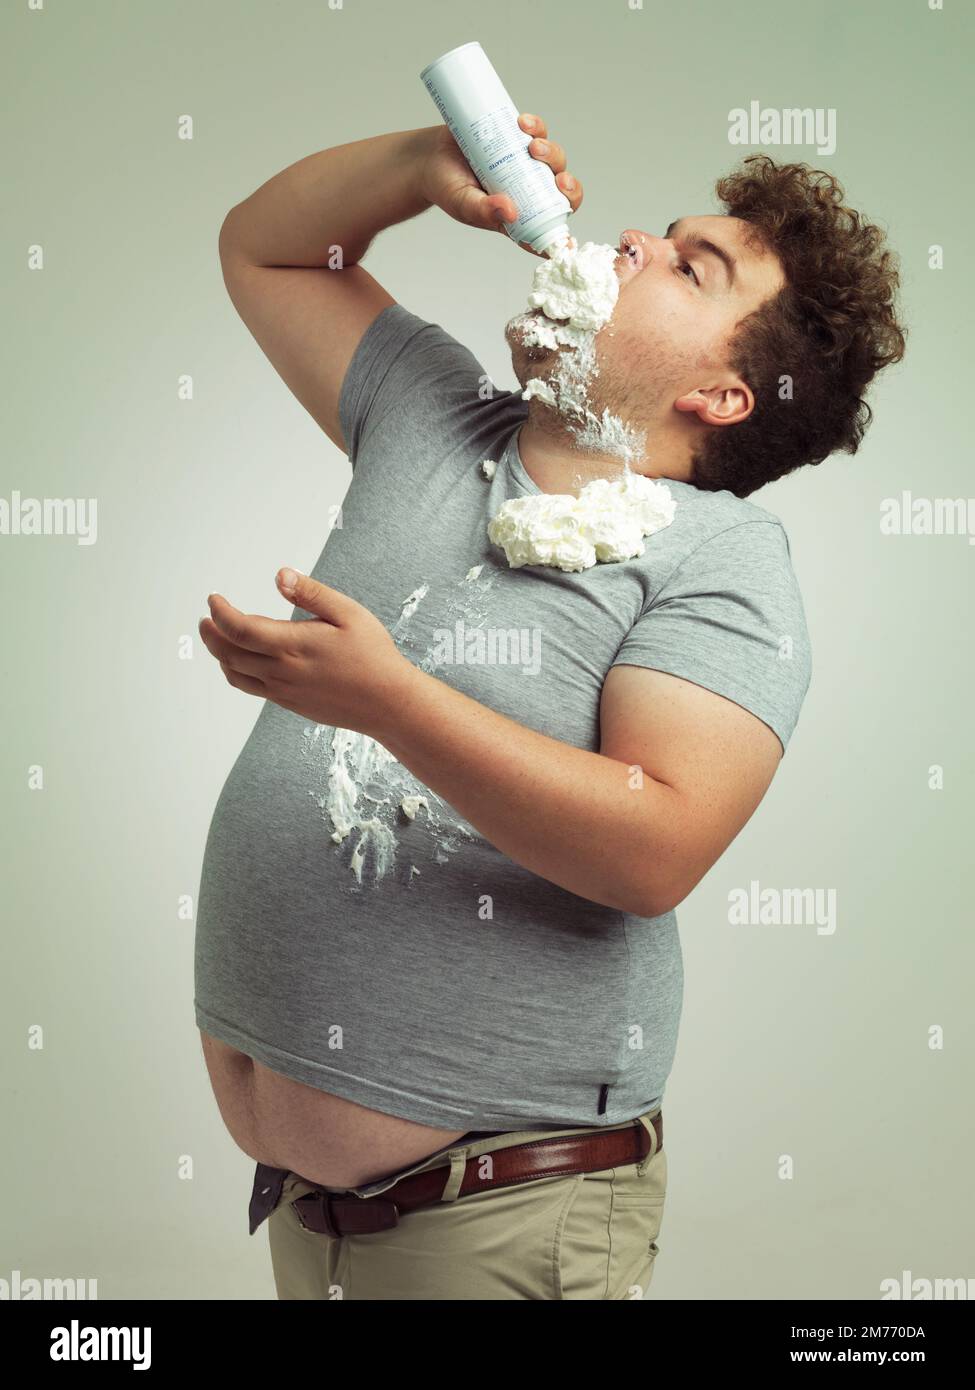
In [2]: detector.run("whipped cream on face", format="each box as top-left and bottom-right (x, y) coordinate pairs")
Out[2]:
(487, 471), (677, 573)
(508, 237), (648, 465)
(522, 378), (557, 406)
(526, 239), (620, 337)
(508, 240), (618, 379)
(571, 407), (647, 461)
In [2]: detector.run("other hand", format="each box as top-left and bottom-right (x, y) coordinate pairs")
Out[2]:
(198, 569), (412, 736)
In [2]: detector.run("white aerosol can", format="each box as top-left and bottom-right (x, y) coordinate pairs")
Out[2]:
(420, 41), (573, 257)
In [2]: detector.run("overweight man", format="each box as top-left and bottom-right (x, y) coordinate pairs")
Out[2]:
(194, 111), (905, 1299)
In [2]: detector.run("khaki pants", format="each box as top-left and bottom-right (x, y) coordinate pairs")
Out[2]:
(267, 1106), (666, 1300)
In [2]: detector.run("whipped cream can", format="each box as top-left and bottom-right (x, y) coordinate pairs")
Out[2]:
(420, 41), (572, 257)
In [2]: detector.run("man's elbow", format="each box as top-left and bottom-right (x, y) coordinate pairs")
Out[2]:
(218, 205), (253, 266)
(620, 879), (674, 920)
(218, 209), (236, 261)
(631, 890), (681, 920)
(630, 865), (697, 919)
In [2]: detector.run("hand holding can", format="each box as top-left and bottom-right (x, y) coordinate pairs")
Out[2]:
(420, 42), (583, 256)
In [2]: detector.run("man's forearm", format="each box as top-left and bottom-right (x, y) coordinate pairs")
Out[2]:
(219, 127), (439, 267)
(373, 662), (685, 919)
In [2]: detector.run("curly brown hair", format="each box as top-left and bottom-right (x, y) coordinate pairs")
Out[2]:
(690, 155), (907, 498)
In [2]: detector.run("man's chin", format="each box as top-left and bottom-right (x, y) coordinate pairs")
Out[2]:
(510, 359), (557, 398)
(505, 319), (560, 383)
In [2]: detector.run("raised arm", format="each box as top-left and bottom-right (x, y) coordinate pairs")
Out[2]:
(217, 128), (431, 451)
(216, 116), (583, 451)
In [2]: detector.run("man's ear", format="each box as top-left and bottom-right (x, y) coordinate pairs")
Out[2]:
(674, 381), (754, 426)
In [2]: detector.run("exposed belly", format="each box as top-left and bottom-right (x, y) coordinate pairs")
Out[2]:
(199, 1030), (469, 1188)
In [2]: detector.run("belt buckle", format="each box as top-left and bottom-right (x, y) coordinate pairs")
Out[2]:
(293, 1192), (401, 1237)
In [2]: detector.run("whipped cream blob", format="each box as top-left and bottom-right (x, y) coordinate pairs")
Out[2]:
(521, 378), (557, 406)
(526, 239), (620, 339)
(488, 471), (677, 573)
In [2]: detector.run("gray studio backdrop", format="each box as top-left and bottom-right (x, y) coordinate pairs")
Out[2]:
(2, 0), (972, 1299)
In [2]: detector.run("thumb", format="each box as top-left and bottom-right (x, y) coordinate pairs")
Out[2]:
(454, 186), (517, 233)
(484, 192), (518, 230)
(276, 567), (354, 622)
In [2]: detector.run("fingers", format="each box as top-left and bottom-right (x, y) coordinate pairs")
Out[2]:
(518, 113), (583, 215)
(555, 169), (583, 216)
(483, 191), (518, 230)
(453, 182), (516, 233)
(206, 592), (286, 655)
(219, 659), (267, 697)
(529, 133), (568, 175)
(199, 614), (275, 680)
(519, 113), (548, 140)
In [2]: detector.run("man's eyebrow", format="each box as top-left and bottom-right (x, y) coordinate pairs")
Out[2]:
(664, 219), (737, 288)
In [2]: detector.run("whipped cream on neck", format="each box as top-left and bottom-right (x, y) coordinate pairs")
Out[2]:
(488, 468), (677, 573)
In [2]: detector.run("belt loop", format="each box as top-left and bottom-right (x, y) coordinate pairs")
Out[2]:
(439, 1148), (470, 1203)
(635, 1111), (659, 1172)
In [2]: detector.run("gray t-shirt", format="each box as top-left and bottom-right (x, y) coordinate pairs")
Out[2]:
(194, 303), (812, 1131)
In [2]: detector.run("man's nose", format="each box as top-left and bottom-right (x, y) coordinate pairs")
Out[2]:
(620, 229), (670, 272)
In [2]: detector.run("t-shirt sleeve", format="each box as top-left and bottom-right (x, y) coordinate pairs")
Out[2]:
(337, 302), (492, 470)
(611, 519), (813, 755)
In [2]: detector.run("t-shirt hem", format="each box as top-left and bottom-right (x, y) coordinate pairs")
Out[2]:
(196, 1005), (660, 1132)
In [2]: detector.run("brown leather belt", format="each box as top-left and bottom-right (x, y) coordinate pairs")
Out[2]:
(291, 1111), (662, 1237)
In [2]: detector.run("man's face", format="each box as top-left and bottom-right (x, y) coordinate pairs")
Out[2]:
(507, 214), (786, 446)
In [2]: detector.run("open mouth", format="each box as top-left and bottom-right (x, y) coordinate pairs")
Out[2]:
(617, 231), (644, 275)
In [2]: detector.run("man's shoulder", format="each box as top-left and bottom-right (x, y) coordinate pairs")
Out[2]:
(664, 478), (785, 531)
(657, 481), (794, 572)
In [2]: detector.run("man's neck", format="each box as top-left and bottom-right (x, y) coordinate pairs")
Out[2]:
(516, 415), (690, 496)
